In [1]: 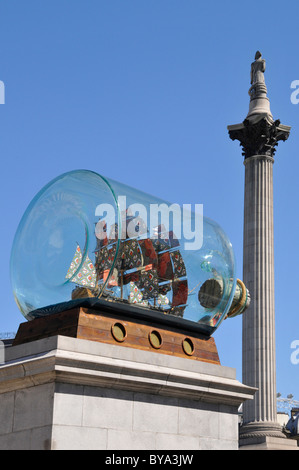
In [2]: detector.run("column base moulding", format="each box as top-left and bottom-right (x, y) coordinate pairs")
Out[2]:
(239, 421), (287, 440)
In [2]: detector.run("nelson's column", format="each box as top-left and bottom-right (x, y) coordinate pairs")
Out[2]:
(228, 52), (297, 450)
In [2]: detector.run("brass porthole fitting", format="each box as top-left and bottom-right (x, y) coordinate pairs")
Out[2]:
(148, 330), (163, 349)
(111, 322), (127, 343)
(182, 337), (195, 356)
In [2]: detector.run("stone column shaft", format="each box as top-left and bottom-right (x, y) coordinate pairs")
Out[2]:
(242, 155), (277, 426)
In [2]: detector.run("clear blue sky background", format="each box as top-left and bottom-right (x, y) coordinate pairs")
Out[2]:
(1, 0), (298, 403)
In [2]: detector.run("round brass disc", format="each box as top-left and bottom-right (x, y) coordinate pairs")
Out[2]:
(111, 322), (127, 342)
(148, 330), (162, 349)
(182, 337), (194, 356)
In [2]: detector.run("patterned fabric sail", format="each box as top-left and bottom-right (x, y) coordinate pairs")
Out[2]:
(129, 281), (148, 306)
(128, 281), (169, 307)
(92, 216), (189, 317)
(65, 245), (97, 288)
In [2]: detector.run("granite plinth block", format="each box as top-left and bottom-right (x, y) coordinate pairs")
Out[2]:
(0, 335), (256, 450)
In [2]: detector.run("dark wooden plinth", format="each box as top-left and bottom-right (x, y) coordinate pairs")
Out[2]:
(13, 307), (220, 365)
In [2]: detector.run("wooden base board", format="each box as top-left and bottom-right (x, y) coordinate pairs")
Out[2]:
(13, 307), (220, 365)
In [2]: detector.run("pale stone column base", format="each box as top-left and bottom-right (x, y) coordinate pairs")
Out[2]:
(239, 422), (298, 450)
(239, 436), (298, 450)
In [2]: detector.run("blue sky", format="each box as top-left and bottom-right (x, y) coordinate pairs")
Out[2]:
(0, 0), (298, 402)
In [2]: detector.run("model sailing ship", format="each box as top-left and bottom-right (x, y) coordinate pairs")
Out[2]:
(65, 211), (188, 318)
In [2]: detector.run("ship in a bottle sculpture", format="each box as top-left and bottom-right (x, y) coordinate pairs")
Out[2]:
(10, 170), (250, 358)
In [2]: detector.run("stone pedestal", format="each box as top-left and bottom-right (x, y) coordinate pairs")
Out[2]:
(0, 335), (256, 450)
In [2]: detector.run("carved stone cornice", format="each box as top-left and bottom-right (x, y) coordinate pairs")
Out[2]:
(0, 335), (257, 407)
(227, 115), (291, 159)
